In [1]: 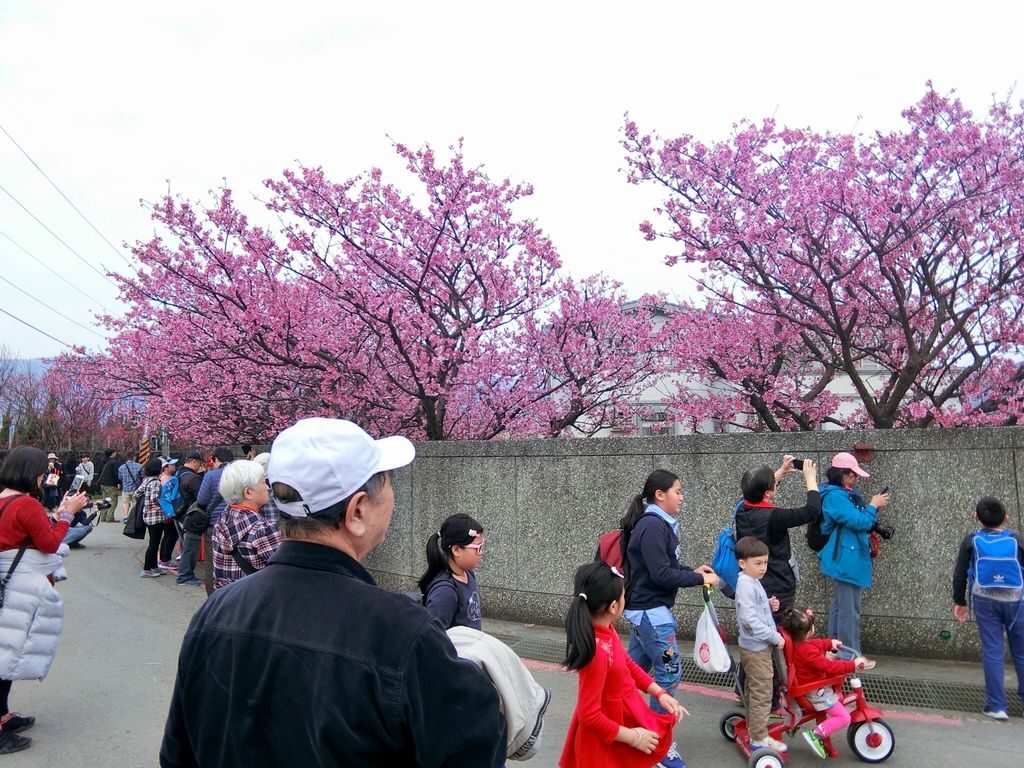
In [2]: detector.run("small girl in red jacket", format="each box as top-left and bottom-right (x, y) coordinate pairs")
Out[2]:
(560, 561), (686, 768)
(781, 608), (873, 759)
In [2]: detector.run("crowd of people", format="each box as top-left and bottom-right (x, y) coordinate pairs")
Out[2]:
(0, 430), (1020, 765)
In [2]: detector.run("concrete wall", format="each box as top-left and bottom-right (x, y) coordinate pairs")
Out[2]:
(365, 427), (1024, 660)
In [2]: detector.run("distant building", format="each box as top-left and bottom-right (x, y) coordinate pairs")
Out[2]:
(594, 301), (889, 437)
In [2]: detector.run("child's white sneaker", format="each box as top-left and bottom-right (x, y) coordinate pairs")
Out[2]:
(750, 736), (787, 753)
(983, 709), (1009, 721)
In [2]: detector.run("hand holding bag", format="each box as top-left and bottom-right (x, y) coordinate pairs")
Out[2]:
(693, 586), (732, 673)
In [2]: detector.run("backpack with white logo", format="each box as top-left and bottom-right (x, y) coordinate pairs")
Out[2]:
(971, 530), (1023, 596)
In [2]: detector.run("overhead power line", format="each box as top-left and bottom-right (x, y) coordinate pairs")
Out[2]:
(0, 228), (103, 306)
(0, 273), (106, 339)
(0, 305), (67, 347)
(0, 180), (117, 287)
(0, 123), (133, 267)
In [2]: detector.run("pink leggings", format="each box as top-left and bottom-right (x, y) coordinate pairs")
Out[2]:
(814, 700), (851, 739)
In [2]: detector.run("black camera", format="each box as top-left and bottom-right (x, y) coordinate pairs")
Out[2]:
(83, 497), (113, 511)
(872, 522), (895, 540)
(791, 458), (804, 470)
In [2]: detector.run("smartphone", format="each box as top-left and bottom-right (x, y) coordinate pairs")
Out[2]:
(881, 486), (890, 494)
(791, 458), (804, 470)
(69, 474), (86, 493)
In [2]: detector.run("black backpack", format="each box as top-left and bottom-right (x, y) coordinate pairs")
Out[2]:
(182, 501), (211, 535)
(122, 490), (147, 540)
(805, 515), (831, 552)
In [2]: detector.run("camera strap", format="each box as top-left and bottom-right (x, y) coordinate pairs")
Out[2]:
(0, 495), (30, 611)
(0, 541), (29, 610)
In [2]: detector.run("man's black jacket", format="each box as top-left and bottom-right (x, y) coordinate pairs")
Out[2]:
(159, 540), (507, 767)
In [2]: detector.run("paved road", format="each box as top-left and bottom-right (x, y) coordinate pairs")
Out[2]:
(10, 523), (1023, 767)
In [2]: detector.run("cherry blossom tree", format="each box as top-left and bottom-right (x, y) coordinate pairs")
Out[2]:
(625, 85), (1024, 429)
(0, 351), (131, 451)
(53, 143), (662, 442)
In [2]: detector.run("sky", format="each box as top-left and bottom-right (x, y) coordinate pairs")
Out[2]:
(1, 0), (1022, 359)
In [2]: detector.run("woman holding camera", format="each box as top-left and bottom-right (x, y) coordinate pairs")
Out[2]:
(818, 452), (889, 659)
(0, 446), (89, 754)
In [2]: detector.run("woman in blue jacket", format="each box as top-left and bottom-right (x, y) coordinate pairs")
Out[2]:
(818, 453), (888, 658)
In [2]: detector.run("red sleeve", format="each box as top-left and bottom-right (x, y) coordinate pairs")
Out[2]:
(574, 648), (620, 744)
(14, 499), (69, 554)
(793, 640), (855, 681)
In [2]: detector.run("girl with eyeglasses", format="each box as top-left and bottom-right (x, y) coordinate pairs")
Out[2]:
(417, 513), (485, 630)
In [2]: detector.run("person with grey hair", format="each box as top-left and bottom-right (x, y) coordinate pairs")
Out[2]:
(210, 460), (282, 590)
(161, 418), (506, 767)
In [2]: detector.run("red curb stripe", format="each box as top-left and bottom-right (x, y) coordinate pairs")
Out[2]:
(522, 658), (567, 673)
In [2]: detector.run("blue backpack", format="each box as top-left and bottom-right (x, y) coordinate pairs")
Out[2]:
(970, 530), (1023, 591)
(711, 501), (744, 594)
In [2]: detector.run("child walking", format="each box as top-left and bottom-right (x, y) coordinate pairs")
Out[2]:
(735, 536), (787, 754)
(421, 514), (549, 760)
(952, 496), (1024, 720)
(560, 561), (686, 768)
(779, 607), (871, 758)
(621, 469), (718, 768)
(418, 513), (485, 630)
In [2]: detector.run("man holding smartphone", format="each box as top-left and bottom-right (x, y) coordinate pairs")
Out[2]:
(59, 475), (96, 549)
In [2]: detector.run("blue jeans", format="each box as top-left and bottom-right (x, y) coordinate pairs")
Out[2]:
(176, 531), (201, 583)
(828, 579), (863, 655)
(973, 595), (1024, 713)
(627, 614), (680, 713)
(62, 524), (93, 547)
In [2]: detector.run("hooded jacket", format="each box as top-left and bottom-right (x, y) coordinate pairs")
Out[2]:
(818, 484), (877, 589)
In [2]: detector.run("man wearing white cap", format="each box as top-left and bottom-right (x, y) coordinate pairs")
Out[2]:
(160, 418), (506, 768)
(818, 452), (890, 659)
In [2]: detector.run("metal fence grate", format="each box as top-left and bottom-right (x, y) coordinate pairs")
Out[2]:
(492, 632), (1019, 717)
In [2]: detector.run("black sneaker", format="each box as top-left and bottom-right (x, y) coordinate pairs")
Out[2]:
(0, 729), (31, 754)
(2, 714), (34, 734)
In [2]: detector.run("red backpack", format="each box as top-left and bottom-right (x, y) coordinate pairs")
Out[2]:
(596, 530), (624, 571)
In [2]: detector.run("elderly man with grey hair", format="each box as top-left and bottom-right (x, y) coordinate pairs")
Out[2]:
(210, 459), (282, 590)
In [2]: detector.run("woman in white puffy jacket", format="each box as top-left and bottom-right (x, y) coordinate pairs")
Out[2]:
(0, 446), (86, 755)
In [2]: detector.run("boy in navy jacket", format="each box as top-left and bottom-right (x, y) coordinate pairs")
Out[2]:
(952, 496), (1024, 720)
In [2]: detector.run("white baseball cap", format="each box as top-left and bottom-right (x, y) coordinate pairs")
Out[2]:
(268, 418), (415, 517)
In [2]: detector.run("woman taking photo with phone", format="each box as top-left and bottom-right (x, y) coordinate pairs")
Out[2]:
(0, 446), (89, 754)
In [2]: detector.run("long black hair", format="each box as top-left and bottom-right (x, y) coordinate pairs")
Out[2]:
(0, 446), (48, 500)
(417, 513), (484, 598)
(617, 469), (680, 565)
(564, 561), (626, 671)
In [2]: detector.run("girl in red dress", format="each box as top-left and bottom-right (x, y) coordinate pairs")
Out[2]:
(560, 561), (687, 768)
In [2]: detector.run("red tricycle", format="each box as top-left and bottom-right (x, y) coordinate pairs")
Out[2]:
(719, 630), (895, 768)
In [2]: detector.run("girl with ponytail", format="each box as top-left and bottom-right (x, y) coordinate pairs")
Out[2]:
(560, 561), (685, 768)
(621, 469), (719, 768)
(417, 513), (485, 630)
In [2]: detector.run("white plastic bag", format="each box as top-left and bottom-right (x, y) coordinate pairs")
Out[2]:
(693, 598), (731, 673)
